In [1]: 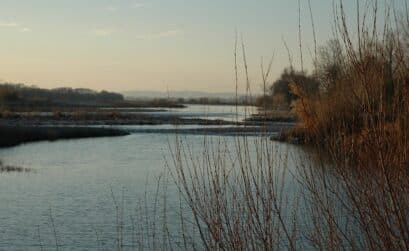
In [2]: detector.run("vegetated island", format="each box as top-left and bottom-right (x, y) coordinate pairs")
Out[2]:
(0, 83), (295, 147)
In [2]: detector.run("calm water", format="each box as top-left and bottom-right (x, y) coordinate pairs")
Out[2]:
(0, 105), (305, 250)
(137, 104), (257, 122)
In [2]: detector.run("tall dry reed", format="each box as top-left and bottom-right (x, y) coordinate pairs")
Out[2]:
(167, 1), (409, 250)
(288, 0), (409, 249)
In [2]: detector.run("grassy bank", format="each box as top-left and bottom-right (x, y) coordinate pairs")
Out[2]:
(0, 126), (129, 148)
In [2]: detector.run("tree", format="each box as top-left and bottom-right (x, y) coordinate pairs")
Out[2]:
(313, 39), (345, 93)
(269, 68), (320, 107)
(0, 86), (19, 102)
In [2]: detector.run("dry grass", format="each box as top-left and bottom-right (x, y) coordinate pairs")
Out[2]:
(166, 1), (409, 250)
(0, 160), (31, 173)
(286, 0), (409, 249)
(166, 136), (300, 250)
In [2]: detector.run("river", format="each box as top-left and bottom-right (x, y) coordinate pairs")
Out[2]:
(0, 105), (308, 250)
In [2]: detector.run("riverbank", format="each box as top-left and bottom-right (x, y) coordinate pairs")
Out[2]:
(122, 123), (293, 136)
(0, 125), (129, 148)
(0, 110), (237, 126)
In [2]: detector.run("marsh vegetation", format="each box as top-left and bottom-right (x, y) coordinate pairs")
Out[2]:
(163, 0), (409, 249)
(0, 0), (407, 250)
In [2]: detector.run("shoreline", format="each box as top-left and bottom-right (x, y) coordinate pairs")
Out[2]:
(0, 125), (130, 148)
(120, 124), (293, 136)
(0, 107), (296, 148)
(0, 120), (295, 148)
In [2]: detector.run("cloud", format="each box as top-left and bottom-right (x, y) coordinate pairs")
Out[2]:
(0, 22), (31, 33)
(0, 22), (20, 27)
(104, 2), (146, 11)
(20, 27), (32, 32)
(157, 30), (184, 38)
(91, 29), (115, 37)
(137, 29), (184, 40)
(104, 5), (119, 12)
(130, 2), (146, 9)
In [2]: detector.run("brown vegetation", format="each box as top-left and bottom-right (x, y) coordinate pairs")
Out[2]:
(0, 160), (31, 173)
(167, 1), (409, 250)
(287, 0), (409, 249)
(289, 2), (409, 163)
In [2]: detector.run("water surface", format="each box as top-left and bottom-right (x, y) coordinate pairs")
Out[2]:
(0, 105), (305, 250)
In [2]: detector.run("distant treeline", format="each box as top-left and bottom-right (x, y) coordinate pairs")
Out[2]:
(183, 96), (256, 105)
(127, 96), (257, 106)
(0, 83), (124, 107)
(171, 96), (257, 106)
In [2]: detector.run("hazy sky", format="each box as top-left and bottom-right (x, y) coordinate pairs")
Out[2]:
(0, 0), (383, 93)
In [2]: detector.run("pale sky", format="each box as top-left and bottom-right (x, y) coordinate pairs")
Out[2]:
(0, 0), (393, 93)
